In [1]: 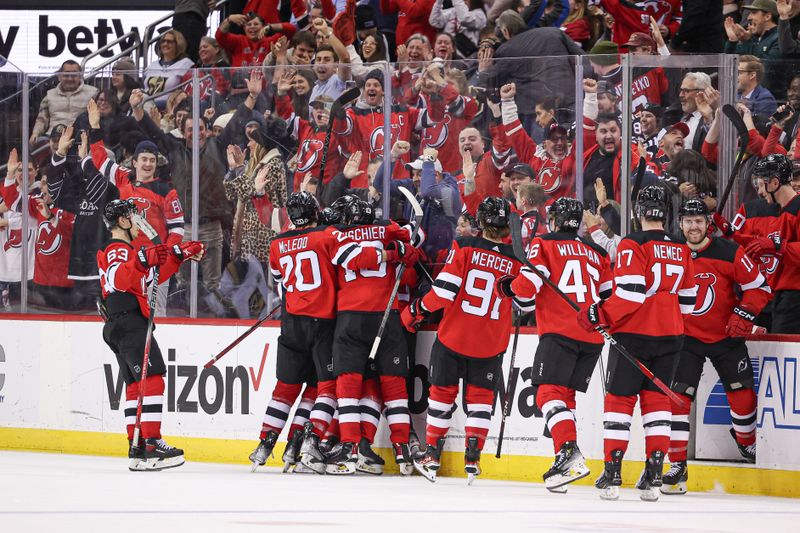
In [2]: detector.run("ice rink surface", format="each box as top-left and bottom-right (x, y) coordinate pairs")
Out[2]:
(1, 451), (797, 533)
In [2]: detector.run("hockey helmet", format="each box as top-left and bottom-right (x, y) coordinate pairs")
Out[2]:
(477, 196), (510, 229)
(752, 154), (793, 185)
(678, 198), (709, 219)
(319, 207), (343, 226)
(103, 198), (137, 229)
(635, 185), (669, 221)
(286, 191), (319, 227)
(330, 194), (359, 216)
(342, 197), (376, 225)
(548, 197), (584, 231)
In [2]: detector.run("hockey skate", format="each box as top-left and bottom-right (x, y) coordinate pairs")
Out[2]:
(128, 439), (147, 472)
(282, 429), (304, 473)
(320, 436), (340, 456)
(408, 430), (421, 458)
(595, 449), (623, 500)
(249, 431), (279, 472)
(325, 442), (358, 475)
(299, 423), (327, 474)
(393, 442), (414, 476)
(464, 437), (481, 485)
(660, 461), (688, 495)
(543, 441), (590, 492)
(413, 438), (444, 483)
(730, 428), (756, 463)
(143, 438), (185, 471)
(636, 451), (665, 502)
(356, 438), (385, 475)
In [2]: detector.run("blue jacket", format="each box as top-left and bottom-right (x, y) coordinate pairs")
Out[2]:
(374, 160), (462, 261)
(739, 85), (777, 118)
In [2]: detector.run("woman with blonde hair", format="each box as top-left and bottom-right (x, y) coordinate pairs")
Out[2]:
(144, 29), (194, 109)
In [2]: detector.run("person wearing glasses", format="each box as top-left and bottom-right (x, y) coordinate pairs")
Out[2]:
(736, 55), (778, 117)
(144, 29), (195, 110)
(678, 71), (713, 152)
(30, 60), (98, 146)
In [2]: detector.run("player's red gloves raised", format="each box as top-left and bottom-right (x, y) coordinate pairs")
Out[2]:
(136, 244), (169, 271)
(385, 240), (422, 267)
(173, 241), (206, 262)
(577, 302), (609, 332)
(725, 305), (758, 337)
(494, 275), (516, 298)
(712, 212), (733, 237)
(401, 298), (430, 332)
(744, 235), (781, 259)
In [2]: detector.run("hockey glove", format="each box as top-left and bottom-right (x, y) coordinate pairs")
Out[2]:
(725, 306), (758, 337)
(136, 244), (169, 271)
(401, 298), (430, 332)
(744, 234), (781, 259)
(577, 302), (609, 332)
(173, 241), (206, 262)
(385, 241), (422, 267)
(712, 212), (733, 237)
(494, 275), (516, 299)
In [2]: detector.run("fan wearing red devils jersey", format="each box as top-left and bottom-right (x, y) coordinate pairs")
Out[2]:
(248, 192), (389, 474)
(326, 197), (423, 475)
(97, 199), (205, 471)
(503, 198), (613, 493)
(403, 197), (535, 483)
(660, 200), (770, 495)
(578, 185), (697, 502)
(744, 155), (800, 333)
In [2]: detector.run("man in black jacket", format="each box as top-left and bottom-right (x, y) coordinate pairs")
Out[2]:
(672, 0), (725, 53)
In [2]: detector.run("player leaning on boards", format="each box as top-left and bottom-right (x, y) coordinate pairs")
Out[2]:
(402, 197), (535, 484)
(97, 199), (205, 471)
(577, 185), (698, 502)
(497, 197), (613, 493)
(661, 199), (770, 494)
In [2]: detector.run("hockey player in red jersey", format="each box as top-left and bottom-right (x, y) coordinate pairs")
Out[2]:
(660, 199), (770, 495)
(324, 197), (423, 475)
(97, 199), (205, 471)
(499, 197), (613, 492)
(402, 197), (535, 483)
(249, 192), (393, 473)
(578, 185), (697, 501)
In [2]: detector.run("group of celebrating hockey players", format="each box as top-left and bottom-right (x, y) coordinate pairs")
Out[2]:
(98, 148), (798, 501)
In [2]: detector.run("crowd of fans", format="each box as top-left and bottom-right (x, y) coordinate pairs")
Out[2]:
(1, 0), (800, 329)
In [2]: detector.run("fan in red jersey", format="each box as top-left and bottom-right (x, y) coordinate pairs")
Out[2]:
(402, 197), (535, 484)
(577, 185), (697, 502)
(97, 199), (204, 471)
(502, 197), (613, 493)
(660, 199), (770, 495)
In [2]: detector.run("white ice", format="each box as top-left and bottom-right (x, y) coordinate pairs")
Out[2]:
(0, 451), (797, 533)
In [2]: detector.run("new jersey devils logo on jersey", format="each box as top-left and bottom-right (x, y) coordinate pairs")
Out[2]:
(297, 139), (324, 173)
(369, 123), (402, 155)
(129, 197), (152, 218)
(3, 228), (22, 252)
(692, 272), (717, 316)
(422, 115), (451, 149)
(36, 221), (62, 256)
(537, 167), (561, 194)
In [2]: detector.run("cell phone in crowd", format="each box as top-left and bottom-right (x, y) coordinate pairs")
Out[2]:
(771, 105), (795, 124)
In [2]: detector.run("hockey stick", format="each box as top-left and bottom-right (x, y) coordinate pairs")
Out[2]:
(509, 213), (687, 407)
(129, 214), (162, 451)
(716, 104), (750, 214)
(317, 87), (361, 182)
(369, 186), (423, 360)
(203, 302), (282, 369)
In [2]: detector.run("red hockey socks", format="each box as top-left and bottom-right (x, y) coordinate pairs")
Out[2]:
(380, 375), (410, 444)
(287, 385), (317, 438)
(536, 384), (577, 453)
(640, 390), (672, 458)
(426, 384), (458, 447)
(324, 411), (340, 441)
(603, 393), (636, 461)
(336, 372), (363, 444)
(360, 378), (382, 443)
(259, 381), (302, 439)
(668, 393), (692, 462)
(125, 374), (165, 440)
(727, 388), (757, 446)
(464, 384), (493, 451)
(310, 380), (337, 438)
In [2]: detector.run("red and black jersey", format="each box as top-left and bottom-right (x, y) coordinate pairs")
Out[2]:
(638, 0), (682, 37)
(729, 198), (781, 283)
(686, 237), (771, 344)
(765, 194), (800, 292)
(97, 239), (181, 318)
(421, 237), (535, 358)
(335, 220), (411, 313)
(91, 136), (185, 248)
(602, 230), (697, 337)
(419, 93), (479, 175)
(268, 225), (384, 319)
(511, 232), (613, 344)
(34, 208), (75, 288)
